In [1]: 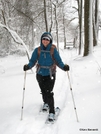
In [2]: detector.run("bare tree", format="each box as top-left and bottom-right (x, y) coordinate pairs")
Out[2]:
(44, 0), (49, 32)
(84, 0), (93, 56)
(93, 0), (99, 46)
(52, 0), (65, 51)
(76, 0), (83, 55)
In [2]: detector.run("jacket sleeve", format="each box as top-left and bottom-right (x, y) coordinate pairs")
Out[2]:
(53, 48), (65, 69)
(28, 48), (38, 69)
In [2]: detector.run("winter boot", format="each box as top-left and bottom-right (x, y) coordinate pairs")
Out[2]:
(48, 113), (55, 121)
(42, 103), (49, 112)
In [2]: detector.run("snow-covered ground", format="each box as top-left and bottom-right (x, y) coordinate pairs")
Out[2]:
(0, 45), (101, 134)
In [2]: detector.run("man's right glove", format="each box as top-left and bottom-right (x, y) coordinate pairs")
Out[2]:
(23, 64), (30, 71)
(63, 64), (70, 71)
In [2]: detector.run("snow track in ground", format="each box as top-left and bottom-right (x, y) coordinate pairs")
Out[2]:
(0, 47), (101, 134)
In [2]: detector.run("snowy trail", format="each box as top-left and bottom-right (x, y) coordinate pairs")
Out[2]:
(0, 48), (75, 134)
(0, 47), (101, 134)
(0, 54), (70, 134)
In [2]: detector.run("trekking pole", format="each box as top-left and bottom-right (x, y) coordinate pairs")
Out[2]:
(21, 71), (26, 120)
(67, 71), (79, 122)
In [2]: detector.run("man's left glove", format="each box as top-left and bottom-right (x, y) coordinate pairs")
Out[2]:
(63, 64), (70, 71)
(23, 64), (30, 71)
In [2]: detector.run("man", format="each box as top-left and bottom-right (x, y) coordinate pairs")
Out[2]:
(23, 32), (69, 121)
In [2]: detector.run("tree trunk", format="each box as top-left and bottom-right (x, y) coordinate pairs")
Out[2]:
(78, 0), (83, 55)
(93, 0), (99, 46)
(84, 0), (93, 56)
(54, 5), (59, 52)
(44, 0), (48, 32)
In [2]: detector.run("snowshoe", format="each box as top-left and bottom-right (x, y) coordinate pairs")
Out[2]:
(45, 107), (60, 124)
(41, 103), (49, 112)
(48, 113), (55, 122)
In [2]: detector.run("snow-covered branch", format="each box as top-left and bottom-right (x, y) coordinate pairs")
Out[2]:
(0, 23), (30, 60)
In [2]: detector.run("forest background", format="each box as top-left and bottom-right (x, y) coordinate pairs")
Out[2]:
(0, 0), (101, 57)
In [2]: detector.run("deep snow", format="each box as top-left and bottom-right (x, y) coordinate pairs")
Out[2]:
(0, 44), (101, 134)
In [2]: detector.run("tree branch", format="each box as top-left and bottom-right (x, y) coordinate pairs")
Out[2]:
(0, 23), (30, 60)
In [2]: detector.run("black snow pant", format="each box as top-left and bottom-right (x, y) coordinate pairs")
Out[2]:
(36, 74), (56, 114)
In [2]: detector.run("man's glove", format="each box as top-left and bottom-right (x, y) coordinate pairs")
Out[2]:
(23, 64), (30, 71)
(63, 64), (70, 71)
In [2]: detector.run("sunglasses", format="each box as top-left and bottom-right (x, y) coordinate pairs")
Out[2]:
(42, 38), (50, 41)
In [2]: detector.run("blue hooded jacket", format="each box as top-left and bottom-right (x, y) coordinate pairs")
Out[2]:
(28, 32), (65, 76)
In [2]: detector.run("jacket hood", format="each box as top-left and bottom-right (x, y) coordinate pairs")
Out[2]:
(40, 32), (53, 50)
(41, 32), (52, 43)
